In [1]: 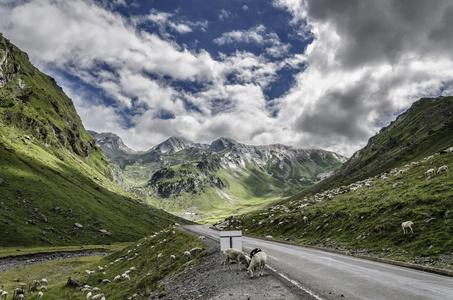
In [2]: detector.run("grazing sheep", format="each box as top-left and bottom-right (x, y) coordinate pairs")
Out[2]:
(157, 253), (163, 259)
(438, 165), (449, 174)
(1, 291), (8, 299)
(40, 286), (47, 291)
(190, 247), (203, 255)
(122, 274), (131, 281)
(113, 275), (121, 281)
(425, 168), (435, 176)
(38, 291), (44, 298)
(41, 279), (48, 284)
(17, 294), (25, 300)
(92, 293), (105, 300)
(198, 235), (206, 240)
(250, 248), (262, 259)
(246, 251), (267, 278)
(223, 248), (250, 271)
(87, 291), (92, 300)
(101, 279), (111, 284)
(183, 251), (191, 258)
(170, 254), (176, 260)
(402, 221), (414, 234)
(303, 216), (308, 223)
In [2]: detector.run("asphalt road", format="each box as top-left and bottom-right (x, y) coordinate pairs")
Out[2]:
(182, 225), (453, 300)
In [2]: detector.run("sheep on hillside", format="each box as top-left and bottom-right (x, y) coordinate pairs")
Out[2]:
(437, 165), (449, 174)
(425, 168), (435, 176)
(246, 251), (267, 278)
(223, 248), (251, 271)
(402, 221), (414, 234)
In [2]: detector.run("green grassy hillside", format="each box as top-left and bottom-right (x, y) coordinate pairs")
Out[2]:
(0, 227), (206, 299)
(217, 150), (453, 266)
(296, 96), (453, 198)
(0, 33), (190, 247)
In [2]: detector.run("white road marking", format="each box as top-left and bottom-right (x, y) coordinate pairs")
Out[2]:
(266, 264), (324, 300)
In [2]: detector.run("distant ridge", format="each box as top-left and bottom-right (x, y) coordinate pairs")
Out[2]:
(90, 131), (347, 218)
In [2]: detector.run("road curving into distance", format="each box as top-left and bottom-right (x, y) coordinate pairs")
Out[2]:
(182, 225), (453, 300)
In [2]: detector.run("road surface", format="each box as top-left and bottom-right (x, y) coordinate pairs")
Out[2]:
(182, 225), (453, 300)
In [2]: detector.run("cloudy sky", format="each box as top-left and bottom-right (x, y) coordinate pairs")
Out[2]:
(1, 0), (453, 156)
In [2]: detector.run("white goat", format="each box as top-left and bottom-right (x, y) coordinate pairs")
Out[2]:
(246, 251), (267, 278)
(223, 248), (250, 271)
(425, 168), (435, 176)
(92, 293), (105, 300)
(438, 165), (449, 174)
(402, 221), (414, 234)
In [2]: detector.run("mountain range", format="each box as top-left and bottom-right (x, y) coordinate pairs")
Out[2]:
(89, 132), (347, 220)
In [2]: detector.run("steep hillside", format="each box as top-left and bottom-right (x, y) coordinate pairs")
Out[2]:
(91, 133), (346, 220)
(295, 96), (453, 198)
(215, 96), (453, 266)
(0, 33), (189, 247)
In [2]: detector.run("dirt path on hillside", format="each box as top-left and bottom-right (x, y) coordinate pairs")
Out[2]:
(0, 250), (109, 273)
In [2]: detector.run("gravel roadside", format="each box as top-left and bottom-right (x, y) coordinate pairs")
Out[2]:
(159, 235), (313, 300)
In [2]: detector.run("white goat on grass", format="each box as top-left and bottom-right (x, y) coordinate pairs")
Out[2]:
(402, 221), (414, 234)
(223, 248), (251, 271)
(246, 251), (267, 278)
(437, 165), (449, 174)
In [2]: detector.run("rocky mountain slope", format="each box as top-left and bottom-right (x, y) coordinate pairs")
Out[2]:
(0, 33), (189, 247)
(216, 96), (453, 266)
(91, 133), (347, 220)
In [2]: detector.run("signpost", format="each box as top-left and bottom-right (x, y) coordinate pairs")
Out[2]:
(220, 230), (242, 251)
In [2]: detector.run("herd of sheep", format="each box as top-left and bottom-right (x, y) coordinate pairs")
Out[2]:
(223, 247), (267, 278)
(0, 278), (47, 299)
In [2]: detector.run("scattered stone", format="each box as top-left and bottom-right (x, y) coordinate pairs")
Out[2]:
(158, 291), (167, 298)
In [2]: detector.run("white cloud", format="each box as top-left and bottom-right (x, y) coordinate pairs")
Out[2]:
(213, 25), (290, 58)
(272, 0), (453, 155)
(3, 0), (453, 157)
(214, 25), (266, 45)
